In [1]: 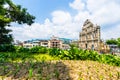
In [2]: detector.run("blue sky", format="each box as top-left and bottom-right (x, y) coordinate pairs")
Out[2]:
(12, 0), (74, 23)
(10, 0), (120, 41)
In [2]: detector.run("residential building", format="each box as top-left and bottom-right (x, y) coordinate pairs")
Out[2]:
(108, 44), (120, 55)
(48, 36), (63, 49)
(22, 36), (63, 49)
(23, 43), (33, 48)
(40, 40), (48, 47)
(23, 40), (39, 48)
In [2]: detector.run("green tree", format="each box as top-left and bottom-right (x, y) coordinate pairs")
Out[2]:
(106, 39), (117, 45)
(0, 0), (35, 44)
(117, 38), (120, 47)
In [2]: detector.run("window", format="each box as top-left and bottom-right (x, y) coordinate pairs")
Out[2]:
(85, 44), (88, 49)
(43, 43), (48, 45)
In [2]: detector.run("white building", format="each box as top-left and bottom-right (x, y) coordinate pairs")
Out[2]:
(40, 40), (48, 47)
(23, 40), (39, 48)
(22, 36), (70, 49)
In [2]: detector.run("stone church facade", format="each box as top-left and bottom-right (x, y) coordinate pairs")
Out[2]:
(79, 19), (101, 51)
(79, 19), (110, 52)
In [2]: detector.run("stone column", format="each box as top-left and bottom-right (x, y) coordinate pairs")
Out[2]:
(97, 25), (101, 52)
(79, 33), (81, 48)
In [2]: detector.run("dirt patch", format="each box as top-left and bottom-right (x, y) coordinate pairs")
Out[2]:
(0, 60), (120, 80)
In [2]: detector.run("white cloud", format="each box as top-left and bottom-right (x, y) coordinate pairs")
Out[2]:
(10, 0), (120, 41)
(90, 1), (120, 25)
(10, 19), (80, 41)
(51, 10), (72, 25)
(10, 23), (53, 41)
(102, 24), (120, 40)
(70, 0), (120, 25)
(74, 11), (91, 23)
(87, 0), (108, 13)
(69, 0), (85, 11)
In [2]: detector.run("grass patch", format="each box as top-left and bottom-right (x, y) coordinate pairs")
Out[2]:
(32, 53), (60, 61)
(0, 52), (60, 62)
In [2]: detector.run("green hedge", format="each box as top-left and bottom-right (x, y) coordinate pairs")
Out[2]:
(0, 45), (120, 66)
(48, 47), (120, 66)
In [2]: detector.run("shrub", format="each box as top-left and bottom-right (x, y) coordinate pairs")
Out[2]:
(47, 46), (120, 66)
(29, 46), (48, 53)
(38, 47), (48, 53)
(0, 44), (15, 52)
(29, 46), (40, 53)
(99, 54), (120, 66)
(16, 47), (29, 53)
(49, 48), (63, 56)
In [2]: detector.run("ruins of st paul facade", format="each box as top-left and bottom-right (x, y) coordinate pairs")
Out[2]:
(79, 19), (109, 52)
